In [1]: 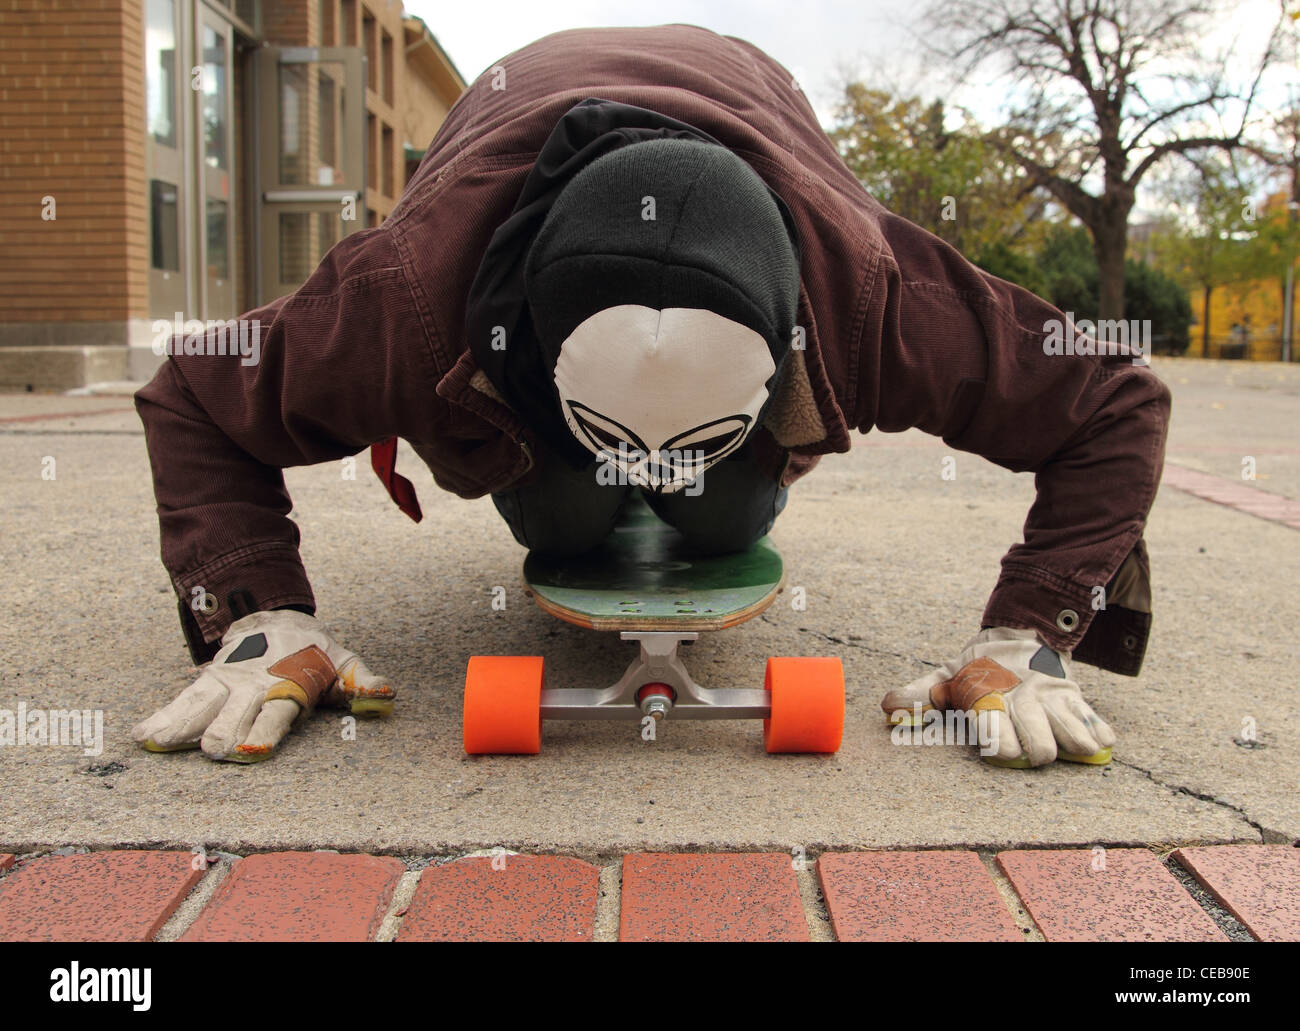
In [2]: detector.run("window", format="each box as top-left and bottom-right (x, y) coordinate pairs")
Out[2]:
(145, 0), (176, 146)
(318, 0), (334, 46)
(363, 13), (376, 92)
(278, 64), (306, 184)
(366, 113), (377, 193)
(201, 26), (227, 170)
(381, 30), (393, 105)
(277, 211), (341, 283)
(150, 180), (180, 271)
(381, 124), (393, 197)
(279, 213), (311, 282)
(341, 0), (356, 45)
(206, 199), (229, 280)
(317, 71), (337, 179)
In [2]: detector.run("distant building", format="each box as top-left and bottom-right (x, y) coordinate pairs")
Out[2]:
(1197, 194), (1296, 362)
(0, 1), (466, 389)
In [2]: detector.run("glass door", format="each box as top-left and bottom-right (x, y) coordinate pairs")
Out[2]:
(256, 45), (365, 303)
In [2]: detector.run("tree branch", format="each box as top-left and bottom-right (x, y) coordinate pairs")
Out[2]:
(1127, 133), (1244, 187)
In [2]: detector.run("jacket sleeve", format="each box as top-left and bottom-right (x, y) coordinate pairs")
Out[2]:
(134, 226), (440, 662)
(855, 209), (1171, 675)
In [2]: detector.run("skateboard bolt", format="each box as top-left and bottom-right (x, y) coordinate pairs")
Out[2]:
(637, 683), (675, 720)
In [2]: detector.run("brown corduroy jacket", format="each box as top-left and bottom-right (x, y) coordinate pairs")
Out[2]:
(135, 24), (1171, 674)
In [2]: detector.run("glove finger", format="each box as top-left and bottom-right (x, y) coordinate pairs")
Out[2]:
(880, 666), (950, 722)
(1005, 693), (1058, 767)
(324, 655), (396, 715)
(229, 699), (301, 763)
(132, 677), (227, 751)
(980, 707), (1029, 767)
(1044, 704), (1102, 758)
(1070, 695), (1117, 748)
(201, 685), (269, 760)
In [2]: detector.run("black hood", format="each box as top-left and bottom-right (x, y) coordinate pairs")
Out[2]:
(464, 97), (802, 470)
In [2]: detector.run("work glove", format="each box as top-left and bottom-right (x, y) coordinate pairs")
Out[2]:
(880, 627), (1115, 768)
(132, 610), (395, 763)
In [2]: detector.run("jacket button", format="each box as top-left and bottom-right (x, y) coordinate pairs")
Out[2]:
(1055, 609), (1079, 632)
(195, 591), (218, 615)
(1123, 634), (1137, 650)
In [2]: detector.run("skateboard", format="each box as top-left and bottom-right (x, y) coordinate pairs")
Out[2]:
(462, 493), (844, 754)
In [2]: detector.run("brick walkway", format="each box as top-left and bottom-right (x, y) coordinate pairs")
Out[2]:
(1162, 462), (1300, 531)
(0, 845), (1295, 941)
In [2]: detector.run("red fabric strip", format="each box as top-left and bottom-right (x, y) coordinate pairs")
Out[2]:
(369, 438), (423, 522)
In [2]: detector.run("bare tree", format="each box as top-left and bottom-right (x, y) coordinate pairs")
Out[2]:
(926, 0), (1285, 319)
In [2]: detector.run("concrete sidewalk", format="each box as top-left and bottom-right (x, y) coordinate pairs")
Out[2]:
(1, 357), (1298, 858)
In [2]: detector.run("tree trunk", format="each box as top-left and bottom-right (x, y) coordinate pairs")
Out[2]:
(1202, 286), (1212, 358)
(1282, 269), (1295, 362)
(1092, 212), (1129, 322)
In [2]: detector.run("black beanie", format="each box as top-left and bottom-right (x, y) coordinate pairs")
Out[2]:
(525, 138), (800, 376)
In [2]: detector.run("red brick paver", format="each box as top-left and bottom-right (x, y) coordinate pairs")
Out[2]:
(818, 851), (1022, 941)
(1, 845), (1295, 941)
(0, 850), (202, 942)
(620, 852), (808, 941)
(1173, 845), (1300, 942)
(1162, 463), (1300, 531)
(998, 848), (1226, 942)
(398, 855), (600, 941)
(182, 852), (404, 942)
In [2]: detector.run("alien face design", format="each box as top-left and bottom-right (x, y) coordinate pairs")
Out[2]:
(553, 305), (775, 494)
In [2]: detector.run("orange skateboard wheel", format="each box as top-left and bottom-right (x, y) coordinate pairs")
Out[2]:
(463, 655), (545, 754)
(762, 656), (844, 754)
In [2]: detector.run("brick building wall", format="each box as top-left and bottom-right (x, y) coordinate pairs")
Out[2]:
(0, 0), (149, 387)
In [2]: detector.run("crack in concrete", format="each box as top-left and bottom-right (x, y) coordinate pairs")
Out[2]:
(761, 616), (940, 668)
(1111, 756), (1287, 843)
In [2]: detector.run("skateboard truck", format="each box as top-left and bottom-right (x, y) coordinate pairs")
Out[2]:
(538, 632), (772, 722)
(463, 633), (844, 755)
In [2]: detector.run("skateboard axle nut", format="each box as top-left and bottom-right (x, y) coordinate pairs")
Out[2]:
(637, 683), (675, 720)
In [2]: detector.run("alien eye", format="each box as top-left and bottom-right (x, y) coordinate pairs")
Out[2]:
(565, 401), (649, 459)
(663, 416), (751, 464)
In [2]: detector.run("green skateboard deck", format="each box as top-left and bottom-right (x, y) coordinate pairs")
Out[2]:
(522, 494), (784, 632)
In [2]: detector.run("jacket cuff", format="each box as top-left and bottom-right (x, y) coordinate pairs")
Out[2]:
(1072, 604), (1150, 677)
(982, 567), (1093, 651)
(983, 563), (1151, 677)
(172, 542), (316, 663)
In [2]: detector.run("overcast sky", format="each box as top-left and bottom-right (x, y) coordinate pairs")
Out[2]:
(406, 0), (1291, 131)
(406, 0), (949, 126)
